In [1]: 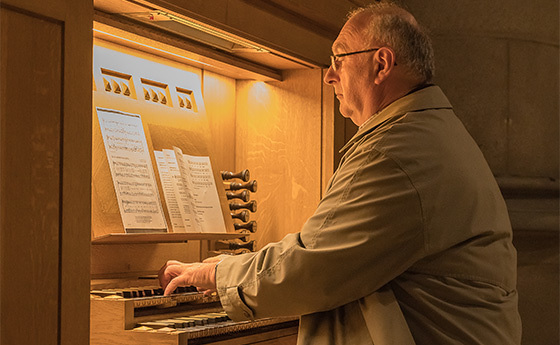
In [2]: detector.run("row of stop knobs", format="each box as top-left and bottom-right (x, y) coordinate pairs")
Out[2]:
(219, 169), (257, 252)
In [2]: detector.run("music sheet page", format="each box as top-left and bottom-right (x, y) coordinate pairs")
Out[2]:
(154, 149), (200, 232)
(96, 108), (167, 232)
(174, 147), (227, 233)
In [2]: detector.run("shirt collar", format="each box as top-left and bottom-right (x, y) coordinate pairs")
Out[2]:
(340, 85), (453, 153)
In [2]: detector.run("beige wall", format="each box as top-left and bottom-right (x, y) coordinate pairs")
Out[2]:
(405, 0), (559, 181)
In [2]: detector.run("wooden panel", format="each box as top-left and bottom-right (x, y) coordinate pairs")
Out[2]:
(197, 328), (298, 345)
(90, 299), (182, 345)
(1, 1), (92, 344)
(92, 232), (246, 244)
(254, 0), (349, 37)
(321, 72), (336, 195)
(236, 69), (323, 249)
(59, 2), (93, 343)
(0, 7), (62, 345)
(203, 70), (237, 173)
(91, 242), (201, 278)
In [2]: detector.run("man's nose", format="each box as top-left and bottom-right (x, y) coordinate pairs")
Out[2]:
(323, 65), (338, 85)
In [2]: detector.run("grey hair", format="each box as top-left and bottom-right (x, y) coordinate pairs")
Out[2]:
(350, 1), (435, 83)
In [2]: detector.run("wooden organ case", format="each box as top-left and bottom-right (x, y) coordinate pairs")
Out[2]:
(90, 4), (335, 344)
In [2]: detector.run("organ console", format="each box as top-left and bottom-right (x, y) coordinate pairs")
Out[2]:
(88, 0), (332, 342)
(89, 26), (300, 344)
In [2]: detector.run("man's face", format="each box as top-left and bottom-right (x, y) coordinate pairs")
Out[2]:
(324, 14), (379, 126)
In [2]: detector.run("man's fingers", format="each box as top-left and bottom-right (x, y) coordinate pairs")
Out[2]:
(158, 260), (186, 290)
(200, 289), (217, 297)
(164, 276), (182, 296)
(158, 266), (173, 290)
(159, 261), (217, 296)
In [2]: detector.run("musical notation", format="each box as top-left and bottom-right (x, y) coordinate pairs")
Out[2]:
(174, 147), (226, 233)
(153, 147), (226, 233)
(154, 150), (199, 232)
(97, 108), (167, 232)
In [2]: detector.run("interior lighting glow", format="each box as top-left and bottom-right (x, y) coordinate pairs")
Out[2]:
(93, 28), (214, 68)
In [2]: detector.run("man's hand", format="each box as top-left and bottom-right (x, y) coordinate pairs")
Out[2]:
(158, 260), (218, 296)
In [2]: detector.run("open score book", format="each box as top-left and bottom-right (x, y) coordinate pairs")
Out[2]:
(97, 107), (226, 234)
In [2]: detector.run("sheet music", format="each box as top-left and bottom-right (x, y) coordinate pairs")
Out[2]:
(173, 147), (227, 233)
(97, 108), (167, 232)
(154, 150), (185, 231)
(154, 150), (200, 233)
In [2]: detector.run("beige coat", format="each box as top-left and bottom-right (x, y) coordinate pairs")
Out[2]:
(216, 86), (522, 344)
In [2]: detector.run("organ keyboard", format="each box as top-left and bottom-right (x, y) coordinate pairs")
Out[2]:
(90, 281), (299, 345)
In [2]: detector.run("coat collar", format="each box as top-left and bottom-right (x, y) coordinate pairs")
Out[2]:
(339, 85), (453, 153)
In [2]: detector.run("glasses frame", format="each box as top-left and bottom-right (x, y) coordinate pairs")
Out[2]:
(330, 48), (380, 71)
(329, 47), (397, 71)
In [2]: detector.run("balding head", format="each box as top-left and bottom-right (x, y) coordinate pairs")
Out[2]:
(348, 1), (435, 83)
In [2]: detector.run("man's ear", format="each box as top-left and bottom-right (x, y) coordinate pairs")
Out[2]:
(373, 47), (396, 85)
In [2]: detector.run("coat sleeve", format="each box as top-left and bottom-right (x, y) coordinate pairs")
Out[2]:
(216, 146), (426, 321)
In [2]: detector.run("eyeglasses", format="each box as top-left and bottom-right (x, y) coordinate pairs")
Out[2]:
(330, 48), (380, 71)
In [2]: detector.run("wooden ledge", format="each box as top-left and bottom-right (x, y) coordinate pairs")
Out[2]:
(92, 232), (246, 244)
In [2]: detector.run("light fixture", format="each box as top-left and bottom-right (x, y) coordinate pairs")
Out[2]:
(143, 11), (270, 54)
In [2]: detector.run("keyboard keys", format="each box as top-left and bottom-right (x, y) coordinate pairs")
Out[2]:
(91, 285), (200, 299)
(136, 312), (231, 330)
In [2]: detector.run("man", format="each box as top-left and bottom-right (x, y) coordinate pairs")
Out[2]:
(159, 2), (522, 344)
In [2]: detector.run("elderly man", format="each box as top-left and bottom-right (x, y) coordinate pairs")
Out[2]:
(159, 1), (522, 344)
